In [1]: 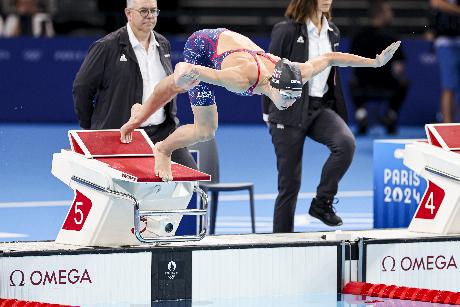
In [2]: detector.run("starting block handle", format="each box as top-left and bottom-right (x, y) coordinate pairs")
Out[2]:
(133, 185), (208, 244)
(70, 176), (208, 244)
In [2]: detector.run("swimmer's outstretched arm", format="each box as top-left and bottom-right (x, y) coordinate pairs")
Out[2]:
(121, 75), (179, 128)
(120, 71), (199, 143)
(299, 41), (401, 83)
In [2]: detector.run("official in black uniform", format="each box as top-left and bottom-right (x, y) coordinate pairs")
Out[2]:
(73, 0), (196, 169)
(263, 0), (355, 232)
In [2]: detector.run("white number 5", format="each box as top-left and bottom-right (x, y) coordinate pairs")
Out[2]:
(74, 201), (84, 225)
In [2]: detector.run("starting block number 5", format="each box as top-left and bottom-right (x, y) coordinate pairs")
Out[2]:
(74, 202), (84, 224)
(414, 180), (445, 220)
(62, 190), (93, 231)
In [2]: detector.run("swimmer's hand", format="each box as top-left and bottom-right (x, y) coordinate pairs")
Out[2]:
(174, 62), (200, 91)
(375, 41), (401, 68)
(120, 103), (142, 143)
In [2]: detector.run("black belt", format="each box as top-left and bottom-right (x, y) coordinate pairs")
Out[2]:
(309, 96), (325, 110)
(141, 124), (161, 134)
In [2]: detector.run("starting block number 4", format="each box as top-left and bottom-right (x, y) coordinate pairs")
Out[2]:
(62, 191), (93, 231)
(415, 180), (445, 220)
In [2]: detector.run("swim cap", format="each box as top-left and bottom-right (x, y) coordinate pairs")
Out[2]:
(270, 59), (303, 91)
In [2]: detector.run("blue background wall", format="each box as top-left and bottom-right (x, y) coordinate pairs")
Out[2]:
(0, 37), (440, 125)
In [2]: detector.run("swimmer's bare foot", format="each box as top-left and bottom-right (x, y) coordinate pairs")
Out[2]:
(154, 141), (173, 181)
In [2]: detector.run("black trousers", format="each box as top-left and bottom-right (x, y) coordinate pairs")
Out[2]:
(269, 102), (355, 233)
(142, 120), (197, 170)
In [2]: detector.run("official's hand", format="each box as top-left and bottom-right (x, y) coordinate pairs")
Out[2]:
(174, 62), (200, 91)
(375, 41), (401, 67)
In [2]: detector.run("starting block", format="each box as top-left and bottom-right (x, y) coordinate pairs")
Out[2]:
(403, 124), (460, 234)
(51, 129), (211, 247)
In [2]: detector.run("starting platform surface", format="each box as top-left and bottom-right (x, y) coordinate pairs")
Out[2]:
(68, 129), (210, 182)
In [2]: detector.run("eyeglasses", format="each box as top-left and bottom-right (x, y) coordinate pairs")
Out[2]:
(131, 8), (160, 17)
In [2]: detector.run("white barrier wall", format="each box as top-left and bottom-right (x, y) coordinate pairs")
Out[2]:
(0, 252), (152, 305)
(364, 239), (460, 291)
(0, 239), (342, 305)
(192, 246), (339, 301)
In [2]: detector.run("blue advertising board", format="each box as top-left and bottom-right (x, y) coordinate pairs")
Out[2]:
(373, 139), (427, 228)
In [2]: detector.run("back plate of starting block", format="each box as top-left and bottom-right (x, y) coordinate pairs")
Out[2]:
(69, 129), (155, 158)
(425, 123), (460, 151)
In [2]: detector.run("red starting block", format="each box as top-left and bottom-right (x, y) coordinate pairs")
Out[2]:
(404, 123), (460, 234)
(51, 129), (211, 247)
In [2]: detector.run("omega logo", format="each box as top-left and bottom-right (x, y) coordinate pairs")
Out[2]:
(381, 255), (457, 272)
(9, 268), (92, 286)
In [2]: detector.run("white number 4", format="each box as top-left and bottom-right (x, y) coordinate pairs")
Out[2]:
(424, 192), (436, 215)
(74, 201), (84, 225)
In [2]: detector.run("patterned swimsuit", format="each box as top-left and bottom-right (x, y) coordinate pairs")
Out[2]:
(183, 28), (278, 106)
